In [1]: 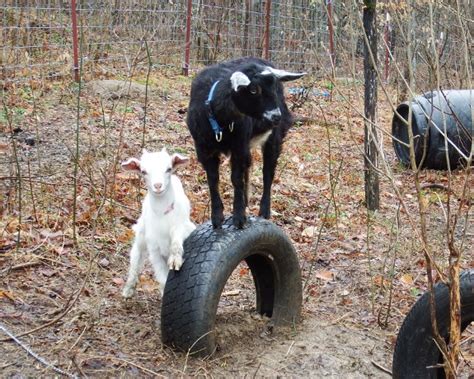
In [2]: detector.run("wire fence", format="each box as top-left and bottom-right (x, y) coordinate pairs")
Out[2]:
(1, 0), (334, 84)
(1, 1), (472, 88)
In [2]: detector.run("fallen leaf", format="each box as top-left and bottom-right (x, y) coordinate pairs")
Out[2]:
(399, 273), (414, 286)
(0, 290), (16, 301)
(116, 172), (139, 181)
(139, 276), (158, 293)
(302, 226), (317, 238)
(315, 270), (335, 281)
(98, 258), (110, 268)
(112, 277), (125, 286)
(40, 268), (57, 277)
(373, 275), (389, 288)
(117, 229), (134, 243)
(0, 142), (8, 152)
(39, 229), (63, 239)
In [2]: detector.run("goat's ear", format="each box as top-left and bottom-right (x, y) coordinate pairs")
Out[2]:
(121, 158), (141, 172)
(230, 72), (251, 92)
(261, 67), (306, 82)
(171, 153), (189, 169)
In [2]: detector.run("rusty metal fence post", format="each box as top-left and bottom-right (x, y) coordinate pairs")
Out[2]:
(182, 0), (193, 76)
(326, 0), (335, 68)
(263, 0), (271, 60)
(71, 0), (80, 82)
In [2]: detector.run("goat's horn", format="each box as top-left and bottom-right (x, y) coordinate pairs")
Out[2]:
(230, 72), (251, 92)
(261, 67), (306, 82)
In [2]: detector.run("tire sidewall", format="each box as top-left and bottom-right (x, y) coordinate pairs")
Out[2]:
(161, 217), (302, 355)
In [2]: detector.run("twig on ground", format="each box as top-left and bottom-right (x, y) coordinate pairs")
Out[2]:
(0, 260), (42, 275)
(0, 250), (97, 343)
(66, 323), (89, 353)
(330, 312), (352, 325)
(285, 341), (295, 357)
(371, 360), (392, 376)
(183, 330), (215, 374)
(70, 355), (88, 378)
(100, 355), (166, 378)
(0, 322), (77, 378)
(252, 362), (262, 379)
(420, 183), (451, 192)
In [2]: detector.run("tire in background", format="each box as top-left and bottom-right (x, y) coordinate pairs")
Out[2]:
(161, 216), (302, 356)
(392, 269), (474, 378)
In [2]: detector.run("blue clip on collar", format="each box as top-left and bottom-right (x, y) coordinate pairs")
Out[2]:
(205, 80), (223, 142)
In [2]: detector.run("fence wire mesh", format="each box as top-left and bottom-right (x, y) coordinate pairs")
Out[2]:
(1, 1), (472, 88)
(1, 0), (333, 84)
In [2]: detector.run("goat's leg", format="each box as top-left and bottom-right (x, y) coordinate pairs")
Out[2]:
(167, 226), (186, 271)
(203, 156), (224, 228)
(231, 151), (251, 228)
(168, 221), (195, 270)
(122, 236), (146, 298)
(149, 251), (169, 296)
(244, 164), (250, 207)
(260, 139), (281, 219)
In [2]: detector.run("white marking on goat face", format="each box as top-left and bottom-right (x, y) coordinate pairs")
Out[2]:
(230, 72), (251, 92)
(263, 107), (282, 122)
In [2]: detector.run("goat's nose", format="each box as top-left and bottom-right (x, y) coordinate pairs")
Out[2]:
(264, 108), (282, 124)
(271, 113), (282, 123)
(153, 183), (163, 192)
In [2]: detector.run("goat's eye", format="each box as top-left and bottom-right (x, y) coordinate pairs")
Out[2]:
(166, 167), (172, 173)
(249, 86), (258, 95)
(141, 169), (147, 175)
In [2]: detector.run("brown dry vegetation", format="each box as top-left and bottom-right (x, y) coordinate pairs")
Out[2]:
(0, 67), (472, 377)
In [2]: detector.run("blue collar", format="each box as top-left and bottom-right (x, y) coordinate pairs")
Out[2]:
(205, 80), (224, 142)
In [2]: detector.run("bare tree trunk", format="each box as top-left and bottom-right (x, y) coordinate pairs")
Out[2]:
(363, 0), (379, 211)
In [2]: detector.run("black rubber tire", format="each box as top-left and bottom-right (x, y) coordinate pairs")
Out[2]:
(161, 216), (302, 356)
(392, 269), (474, 378)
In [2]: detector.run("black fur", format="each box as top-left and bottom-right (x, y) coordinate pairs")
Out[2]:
(187, 57), (303, 229)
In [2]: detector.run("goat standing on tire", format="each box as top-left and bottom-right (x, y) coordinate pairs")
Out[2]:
(121, 148), (195, 298)
(187, 57), (305, 229)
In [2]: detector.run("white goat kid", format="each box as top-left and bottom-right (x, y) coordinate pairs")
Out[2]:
(121, 148), (195, 298)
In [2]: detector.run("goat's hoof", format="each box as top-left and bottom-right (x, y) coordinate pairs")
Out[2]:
(122, 285), (135, 299)
(211, 214), (224, 229)
(168, 255), (183, 271)
(232, 214), (247, 229)
(258, 208), (271, 219)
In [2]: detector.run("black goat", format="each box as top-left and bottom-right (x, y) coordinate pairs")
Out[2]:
(187, 57), (305, 229)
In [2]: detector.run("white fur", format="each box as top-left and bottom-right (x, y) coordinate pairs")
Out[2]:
(250, 130), (273, 150)
(230, 71), (251, 91)
(121, 149), (196, 298)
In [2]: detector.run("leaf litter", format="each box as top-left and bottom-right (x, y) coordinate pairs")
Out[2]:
(0, 71), (472, 377)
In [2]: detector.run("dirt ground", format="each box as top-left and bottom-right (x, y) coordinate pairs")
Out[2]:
(0, 70), (472, 377)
